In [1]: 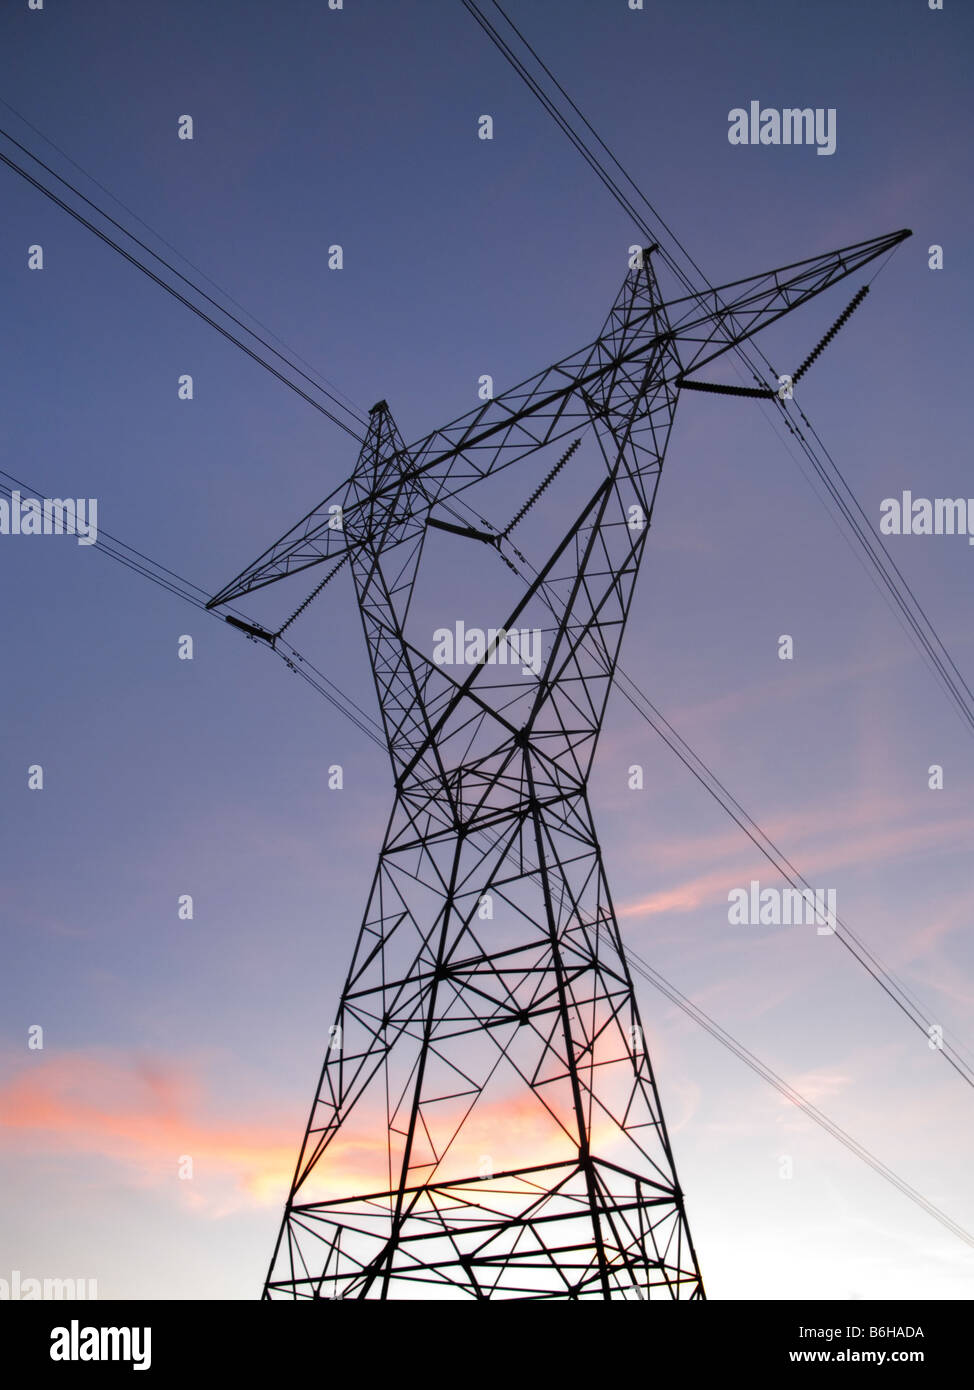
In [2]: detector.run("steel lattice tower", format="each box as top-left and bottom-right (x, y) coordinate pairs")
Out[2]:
(209, 228), (908, 1299)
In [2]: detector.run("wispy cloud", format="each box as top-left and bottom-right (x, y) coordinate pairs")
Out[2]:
(0, 1047), (677, 1216)
(0, 1050), (297, 1215)
(617, 799), (974, 928)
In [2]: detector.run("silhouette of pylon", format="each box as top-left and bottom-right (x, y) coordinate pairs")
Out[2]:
(208, 228), (909, 1299)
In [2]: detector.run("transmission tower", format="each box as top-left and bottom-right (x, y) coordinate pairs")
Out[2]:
(209, 228), (908, 1300)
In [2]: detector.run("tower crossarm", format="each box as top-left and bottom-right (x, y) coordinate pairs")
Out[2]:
(668, 227), (910, 378)
(204, 330), (654, 610)
(207, 228), (908, 613)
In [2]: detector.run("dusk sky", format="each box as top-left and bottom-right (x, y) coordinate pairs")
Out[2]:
(1, 0), (972, 1300)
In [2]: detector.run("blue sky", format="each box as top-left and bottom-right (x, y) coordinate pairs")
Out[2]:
(1, 0), (972, 1299)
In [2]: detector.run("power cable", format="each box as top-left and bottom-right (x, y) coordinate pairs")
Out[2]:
(0, 126), (366, 441)
(463, 0), (974, 735)
(0, 96), (369, 430)
(4, 87), (971, 1211)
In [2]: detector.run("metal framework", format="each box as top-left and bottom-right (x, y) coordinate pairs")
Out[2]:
(209, 228), (908, 1300)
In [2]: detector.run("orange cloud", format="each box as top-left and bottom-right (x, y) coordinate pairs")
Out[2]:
(0, 1050), (297, 1214)
(0, 1047), (674, 1216)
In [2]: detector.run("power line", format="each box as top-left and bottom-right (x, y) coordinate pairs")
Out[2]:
(463, 0), (974, 737)
(7, 56), (969, 742)
(0, 97), (369, 431)
(9, 422), (968, 1086)
(621, 947), (974, 1248)
(445, 489), (974, 1091)
(614, 673), (974, 1088)
(4, 91), (969, 1244)
(0, 126), (366, 441)
(7, 97), (968, 739)
(0, 469), (382, 746)
(465, 818), (974, 1250)
(4, 479), (968, 1248)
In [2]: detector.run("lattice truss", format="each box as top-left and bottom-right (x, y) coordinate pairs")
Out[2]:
(208, 230), (906, 1300)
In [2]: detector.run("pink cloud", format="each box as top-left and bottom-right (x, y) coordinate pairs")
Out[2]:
(0, 1045), (677, 1215)
(617, 802), (974, 928)
(0, 1050), (296, 1213)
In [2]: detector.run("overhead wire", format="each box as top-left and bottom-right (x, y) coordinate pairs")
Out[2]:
(3, 93), (971, 1243)
(446, 486), (974, 1091)
(462, 818), (974, 1249)
(0, 468), (383, 747)
(462, 0), (974, 736)
(9, 435), (963, 1094)
(4, 114), (969, 1078)
(0, 97), (370, 431)
(0, 125), (367, 441)
(621, 947), (974, 1248)
(7, 91), (967, 736)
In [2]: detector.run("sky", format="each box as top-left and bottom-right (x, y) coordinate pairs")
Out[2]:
(1, 0), (972, 1300)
